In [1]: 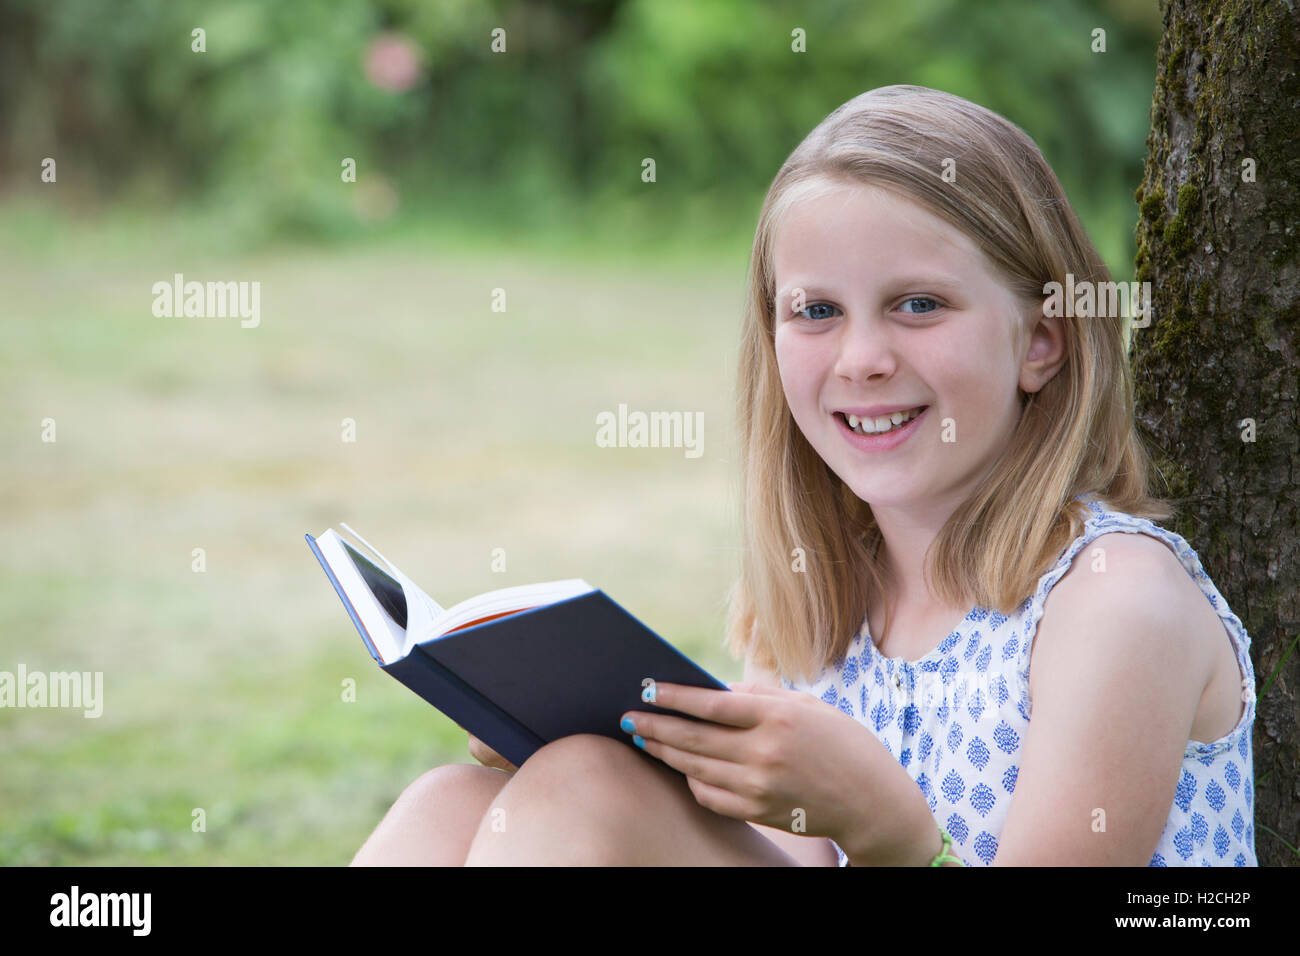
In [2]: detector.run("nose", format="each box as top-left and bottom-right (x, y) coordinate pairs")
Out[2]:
(832, 311), (898, 383)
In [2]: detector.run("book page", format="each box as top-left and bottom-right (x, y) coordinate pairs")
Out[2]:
(399, 574), (447, 645)
(313, 530), (408, 664)
(429, 580), (594, 639)
(325, 526), (594, 657)
(337, 525), (447, 646)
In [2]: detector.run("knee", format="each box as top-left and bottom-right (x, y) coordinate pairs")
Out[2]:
(510, 733), (671, 807)
(466, 736), (669, 865)
(525, 733), (645, 776)
(353, 763), (511, 866)
(393, 763), (510, 816)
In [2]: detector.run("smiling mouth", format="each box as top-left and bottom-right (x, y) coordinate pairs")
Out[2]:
(835, 406), (928, 436)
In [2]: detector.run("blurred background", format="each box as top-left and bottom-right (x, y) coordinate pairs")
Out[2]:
(0, 0), (1162, 864)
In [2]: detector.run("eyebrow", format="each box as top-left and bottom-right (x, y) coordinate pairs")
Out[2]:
(777, 275), (967, 301)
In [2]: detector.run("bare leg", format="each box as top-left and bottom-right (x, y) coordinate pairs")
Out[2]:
(463, 734), (801, 866)
(351, 763), (513, 866)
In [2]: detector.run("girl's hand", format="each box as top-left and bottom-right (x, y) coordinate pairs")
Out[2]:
(466, 731), (518, 773)
(621, 681), (934, 864)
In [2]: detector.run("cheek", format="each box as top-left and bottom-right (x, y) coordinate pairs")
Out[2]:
(930, 347), (1019, 438)
(772, 335), (830, 443)
(772, 329), (815, 400)
(928, 334), (1008, 397)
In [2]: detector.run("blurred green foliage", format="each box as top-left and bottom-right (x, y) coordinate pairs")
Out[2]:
(0, 0), (1161, 272)
(0, 0), (1169, 865)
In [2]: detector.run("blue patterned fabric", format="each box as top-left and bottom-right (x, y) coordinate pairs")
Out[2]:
(781, 495), (1258, 866)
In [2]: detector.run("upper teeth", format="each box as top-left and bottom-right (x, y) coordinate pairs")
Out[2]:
(846, 407), (924, 434)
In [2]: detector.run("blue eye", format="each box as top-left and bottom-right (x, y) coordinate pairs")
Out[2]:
(899, 297), (941, 314)
(788, 298), (942, 320)
(794, 302), (840, 321)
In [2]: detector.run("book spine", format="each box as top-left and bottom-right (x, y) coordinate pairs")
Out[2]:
(383, 647), (547, 770)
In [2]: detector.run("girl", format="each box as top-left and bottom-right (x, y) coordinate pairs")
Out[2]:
(351, 85), (1257, 866)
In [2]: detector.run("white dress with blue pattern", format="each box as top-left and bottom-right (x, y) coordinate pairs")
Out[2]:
(781, 496), (1258, 866)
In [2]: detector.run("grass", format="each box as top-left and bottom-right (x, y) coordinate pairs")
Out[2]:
(0, 201), (753, 864)
(2, 198), (1290, 865)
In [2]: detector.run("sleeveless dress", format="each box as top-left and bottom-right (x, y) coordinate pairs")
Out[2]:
(780, 494), (1258, 866)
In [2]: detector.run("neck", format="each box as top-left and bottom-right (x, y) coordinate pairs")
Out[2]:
(869, 492), (970, 632)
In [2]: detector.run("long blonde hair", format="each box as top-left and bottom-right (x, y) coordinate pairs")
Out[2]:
(725, 85), (1171, 684)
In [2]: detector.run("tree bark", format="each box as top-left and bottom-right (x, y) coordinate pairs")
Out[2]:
(1133, 0), (1299, 866)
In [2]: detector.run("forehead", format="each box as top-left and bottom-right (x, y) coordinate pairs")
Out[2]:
(772, 181), (983, 282)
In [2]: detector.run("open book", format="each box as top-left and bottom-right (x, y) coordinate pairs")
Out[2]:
(305, 524), (728, 769)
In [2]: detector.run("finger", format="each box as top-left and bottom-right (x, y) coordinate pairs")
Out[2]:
(625, 711), (748, 762)
(489, 750), (517, 772)
(469, 737), (511, 770)
(638, 734), (752, 800)
(683, 774), (753, 822)
(640, 681), (762, 728)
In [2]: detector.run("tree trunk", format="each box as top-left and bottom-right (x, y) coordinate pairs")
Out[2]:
(1133, 0), (1299, 866)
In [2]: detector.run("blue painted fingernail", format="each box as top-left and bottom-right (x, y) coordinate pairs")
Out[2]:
(621, 717), (636, 733)
(633, 734), (645, 749)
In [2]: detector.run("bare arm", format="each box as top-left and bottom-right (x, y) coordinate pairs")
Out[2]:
(991, 533), (1210, 865)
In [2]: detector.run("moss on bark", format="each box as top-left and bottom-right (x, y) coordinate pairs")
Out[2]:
(1133, 0), (1300, 865)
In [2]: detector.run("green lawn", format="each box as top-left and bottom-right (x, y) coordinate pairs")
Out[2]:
(0, 205), (754, 864)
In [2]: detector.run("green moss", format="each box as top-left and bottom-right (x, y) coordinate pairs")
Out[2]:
(1161, 217), (1192, 254)
(1165, 40), (1188, 113)
(1135, 0), (1298, 389)
(1148, 271), (1202, 360)
(1159, 183), (1200, 256)
(1193, 280), (1211, 316)
(1157, 306), (1194, 354)
(1134, 181), (1164, 284)
(1139, 186), (1165, 222)
(1135, 250), (1152, 283)
(1154, 452), (1195, 511)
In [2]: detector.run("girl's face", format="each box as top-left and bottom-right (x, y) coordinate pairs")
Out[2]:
(772, 182), (1050, 515)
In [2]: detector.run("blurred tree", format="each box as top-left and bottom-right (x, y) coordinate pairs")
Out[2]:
(1132, 0), (1299, 865)
(0, 0), (1161, 267)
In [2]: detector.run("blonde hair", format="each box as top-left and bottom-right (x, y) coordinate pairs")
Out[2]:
(725, 85), (1171, 684)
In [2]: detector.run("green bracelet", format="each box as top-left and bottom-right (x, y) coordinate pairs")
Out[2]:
(929, 825), (965, 867)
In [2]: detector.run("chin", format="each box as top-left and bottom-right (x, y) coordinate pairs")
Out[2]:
(837, 477), (910, 508)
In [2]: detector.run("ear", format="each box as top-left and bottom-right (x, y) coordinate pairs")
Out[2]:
(1018, 310), (1068, 395)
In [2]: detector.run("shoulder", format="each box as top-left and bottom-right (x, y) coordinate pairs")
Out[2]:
(1041, 525), (1206, 626)
(1029, 528), (1212, 706)
(1058, 526), (1187, 588)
